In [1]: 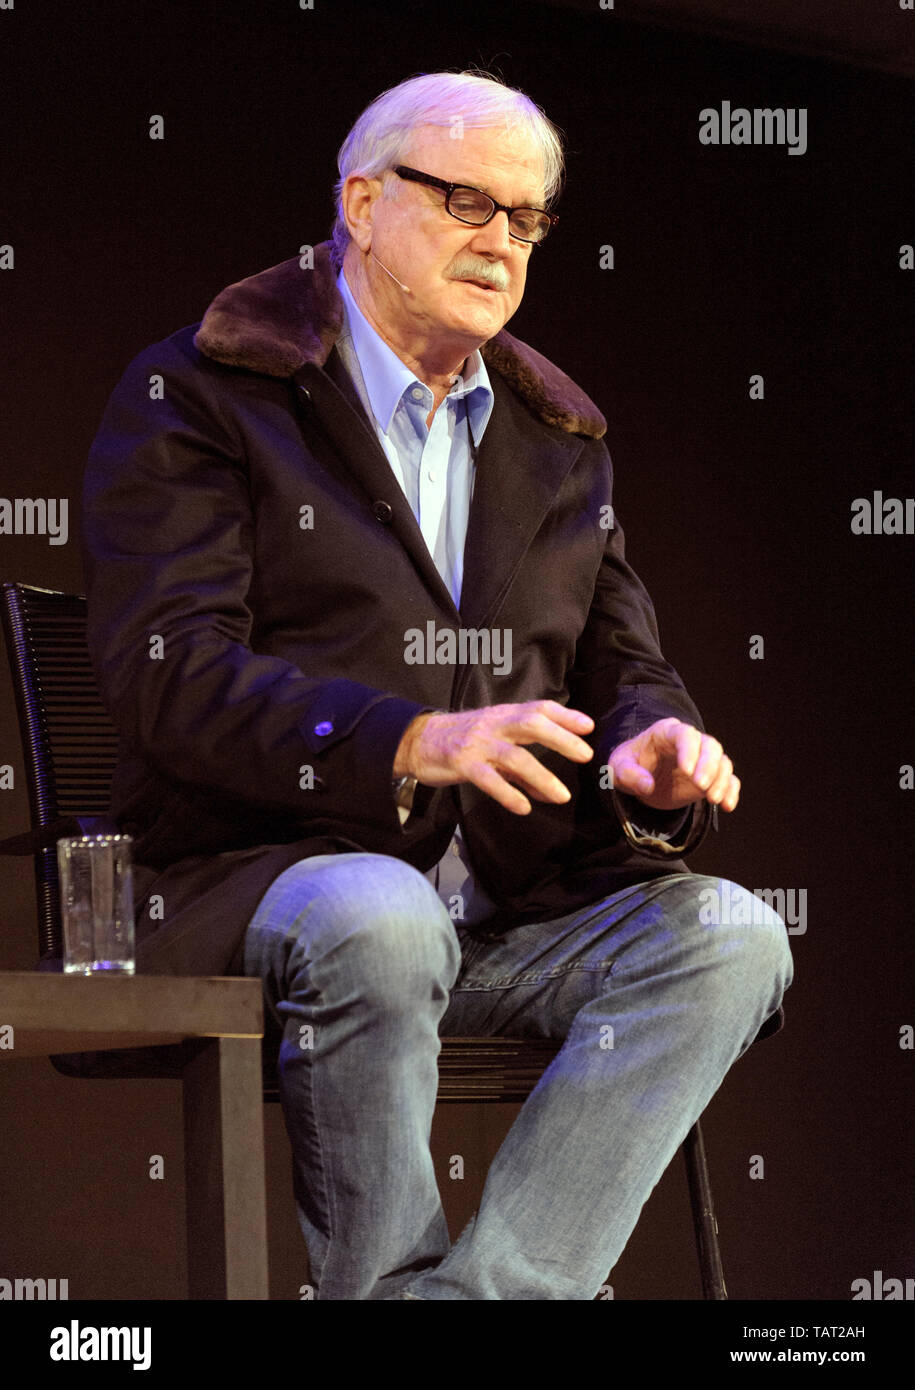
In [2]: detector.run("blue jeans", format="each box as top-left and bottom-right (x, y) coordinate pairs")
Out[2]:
(243, 854), (792, 1300)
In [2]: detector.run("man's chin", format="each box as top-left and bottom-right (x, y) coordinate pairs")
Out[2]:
(438, 295), (511, 341)
(444, 319), (505, 349)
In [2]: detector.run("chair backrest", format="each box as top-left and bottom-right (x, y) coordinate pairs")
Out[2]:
(1, 581), (119, 958)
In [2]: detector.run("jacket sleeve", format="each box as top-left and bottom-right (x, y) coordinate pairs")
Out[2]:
(568, 450), (713, 851)
(81, 337), (428, 837)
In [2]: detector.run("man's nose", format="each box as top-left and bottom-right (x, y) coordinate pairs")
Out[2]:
(468, 210), (513, 257)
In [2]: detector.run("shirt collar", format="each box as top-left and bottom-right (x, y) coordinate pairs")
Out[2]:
(337, 268), (493, 438)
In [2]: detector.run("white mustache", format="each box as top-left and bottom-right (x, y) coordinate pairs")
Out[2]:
(446, 255), (509, 292)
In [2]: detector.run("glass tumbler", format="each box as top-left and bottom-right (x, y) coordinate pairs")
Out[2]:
(57, 834), (136, 975)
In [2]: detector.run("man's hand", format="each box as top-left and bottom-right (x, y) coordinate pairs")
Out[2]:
(608, 717), (740, 812)
(393, 701), (595, 816)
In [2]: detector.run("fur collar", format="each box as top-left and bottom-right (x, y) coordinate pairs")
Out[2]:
(193, 242), (606, 439)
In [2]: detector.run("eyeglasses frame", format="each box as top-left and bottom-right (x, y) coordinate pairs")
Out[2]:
(611, 788), (713, 857)
(392, 165), (559, 244)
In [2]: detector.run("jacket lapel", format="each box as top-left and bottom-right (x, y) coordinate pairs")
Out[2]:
(293, 351), (460, 620)
(297, 350), (586, 631)
(458, 372), (585, 629)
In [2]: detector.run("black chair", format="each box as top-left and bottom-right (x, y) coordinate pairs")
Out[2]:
(1, 579), (743, 1299)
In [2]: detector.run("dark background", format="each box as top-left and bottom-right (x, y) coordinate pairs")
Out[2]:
(0, 0), (912, 1301)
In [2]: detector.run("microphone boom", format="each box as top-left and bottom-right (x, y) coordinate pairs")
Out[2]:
(371, 252), (411, 294)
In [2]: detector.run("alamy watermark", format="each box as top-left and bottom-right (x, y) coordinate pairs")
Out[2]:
(404, 621), (512, 676)
(699, 882), (807, 935)
(49, 1321), (151, 1370)
(850, 492), (914, 534)
(0, 497), (68, 545)
(850, 1270), (913, 1300)
(1, 1276), (68, 1299)
(699, 102), (807, 156)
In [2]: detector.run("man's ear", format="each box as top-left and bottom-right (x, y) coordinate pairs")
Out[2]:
(340, 173), (383, 254)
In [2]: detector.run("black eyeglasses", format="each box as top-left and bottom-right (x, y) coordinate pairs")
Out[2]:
(393, 165), (558, 245)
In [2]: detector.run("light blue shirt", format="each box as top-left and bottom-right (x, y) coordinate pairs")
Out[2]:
(335, 268), (499, 925)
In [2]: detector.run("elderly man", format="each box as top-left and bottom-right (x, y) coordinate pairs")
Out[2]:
(83, 70), (792, 1300)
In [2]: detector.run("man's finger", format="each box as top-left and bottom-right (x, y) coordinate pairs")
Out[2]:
(468, 760), (533, 816)
(611, 756), (654, 796)
(535, 701), (595, 733)
(721, 774), (741, 812)
(673, 723), (705, 781)
(490, 741), (573, 803)
(706, 755), (734, 803)
(683, 733), (721, 788)
(504, 711), (594, 765)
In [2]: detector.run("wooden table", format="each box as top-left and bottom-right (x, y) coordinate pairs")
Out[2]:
(0, 971), (269, 1299)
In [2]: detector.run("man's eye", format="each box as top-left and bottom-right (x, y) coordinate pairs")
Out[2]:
(450, 192), (488, 219)
(511, 212), (540, 236)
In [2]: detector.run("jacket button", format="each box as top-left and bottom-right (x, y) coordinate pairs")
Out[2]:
(373, 500), (393, 523)
(299, 386), (312, 402)
(314, 720), (333, 736)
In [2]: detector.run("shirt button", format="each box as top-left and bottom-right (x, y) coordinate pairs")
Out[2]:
(427, 470), (436, 482)
(411, 387), (424, 401)
(314, 721), (334, 736)
(451, 842), (461, 856)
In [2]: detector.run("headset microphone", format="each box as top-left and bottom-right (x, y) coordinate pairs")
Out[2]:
(371, 252), (412, 294)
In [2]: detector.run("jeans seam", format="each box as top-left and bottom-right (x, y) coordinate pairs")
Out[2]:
(310, 993), (337, 1263)
(281, 978), (336, 1282)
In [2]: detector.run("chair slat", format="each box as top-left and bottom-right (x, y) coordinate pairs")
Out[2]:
(1, 582), (120, 958)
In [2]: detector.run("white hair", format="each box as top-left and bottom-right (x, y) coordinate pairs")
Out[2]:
(330, 70), (565, 266)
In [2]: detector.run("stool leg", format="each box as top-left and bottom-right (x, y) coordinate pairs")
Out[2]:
(183, 1036), (269, 1299)
(683, 1118), (728, 1300)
